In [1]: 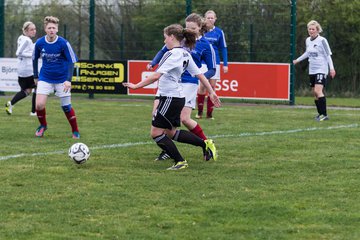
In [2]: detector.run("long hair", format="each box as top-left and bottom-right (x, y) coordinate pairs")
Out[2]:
(164, 24), (197, 50)
(22, 21), (35, 35)
(185, 13), (208, 35)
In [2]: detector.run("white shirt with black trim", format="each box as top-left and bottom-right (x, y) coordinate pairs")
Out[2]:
(296, 35), (334, 75)
(156, 47), (202, 98)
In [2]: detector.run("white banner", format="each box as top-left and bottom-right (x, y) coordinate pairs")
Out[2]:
(0, 58), (42, 92)
(0, 58), (20, 92)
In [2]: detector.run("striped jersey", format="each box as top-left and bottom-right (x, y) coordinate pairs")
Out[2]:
(16, 35), (34, 77)
(204, 26), (228, 66)
(296, 35), (334, 75)
(33, 35), (77, 83)
(156, 47), (201, 98)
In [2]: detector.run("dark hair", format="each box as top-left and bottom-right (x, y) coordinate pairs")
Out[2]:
(185, 13), (208, 35)
(163, 24), (196, 49)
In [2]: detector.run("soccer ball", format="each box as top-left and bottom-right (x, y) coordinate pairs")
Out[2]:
(68, 142), (90, 164)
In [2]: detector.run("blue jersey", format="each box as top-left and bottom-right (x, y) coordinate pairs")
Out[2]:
(150, 36), (216, 85)
(204, 26), (228, 66)
(182, 36), (216, 84)
(33, 36), (77, 83)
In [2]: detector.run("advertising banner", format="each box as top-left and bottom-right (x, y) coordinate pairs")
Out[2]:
(0, 58), (21, 92)
(127, 61), (290, 100)
(72, 60), (127, 94)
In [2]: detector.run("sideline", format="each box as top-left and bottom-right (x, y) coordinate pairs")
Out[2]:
(1, 123), (358, 161)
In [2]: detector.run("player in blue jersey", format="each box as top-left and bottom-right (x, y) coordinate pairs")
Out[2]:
(196, 10), (228, 120)
(32, 16), (80, 138)
(124, 24), (220, 170)
(148, 13), (217, 161)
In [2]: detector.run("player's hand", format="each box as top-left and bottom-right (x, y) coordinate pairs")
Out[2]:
(146, 63), (153, 71)
(209, 92), (221, 108)
(223, 66), (228, 73)
(330, 69), (336, 78)
(293, 60), (298, 65)
(122, 82), (137, 89)
(34, 78), (38, 85)
(63, 81), (71, 93)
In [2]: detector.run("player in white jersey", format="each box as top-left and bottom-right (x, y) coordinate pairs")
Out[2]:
(5, 22), (37, 116)
(123, 24), (221, 170)
(293, 20), (336, 121)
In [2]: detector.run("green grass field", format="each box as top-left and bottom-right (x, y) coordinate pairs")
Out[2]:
(0, 95), (359, 240)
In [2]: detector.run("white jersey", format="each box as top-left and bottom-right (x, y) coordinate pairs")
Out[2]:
(16, 35), (35, 77)
(156, 47), (202, 98)
(296, 35), (334, 75)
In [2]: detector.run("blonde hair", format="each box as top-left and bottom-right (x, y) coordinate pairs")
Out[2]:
(205, 10), (217, 18)
(44, 16), (59, 26)
(22, 21), (35, 34)
(307, 20), (323, 33)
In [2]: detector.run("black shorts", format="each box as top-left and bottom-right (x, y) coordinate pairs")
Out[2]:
(309, 74), (327, 87)
(152, 96), (185, 130)
(18, 76), (36, 90)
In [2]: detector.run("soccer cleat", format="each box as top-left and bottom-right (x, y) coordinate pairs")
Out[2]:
(204, 139), (218, 161)
(206, 116), (215, 120)
(30, 112), (37, 116)
(5, 101), (13, 115)
(314, 115), (320, 121)
(35, 125), (47, 137)
(195, 113), (202, 119)
(317, 115), (329, 121)
(167, 160), (188, 170)
(155, 150), (171, 161)
(72, 131), (81, 139)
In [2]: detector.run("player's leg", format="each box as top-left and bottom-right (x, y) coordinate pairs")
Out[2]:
(181, 83), (207, 140)
(55, 83), (80, 138)
(196, 83), (206, 119)
(5, 77), (32, 115)
(151, 96), (188, 170)
(206, 78), (217, 119)
(313, 74), (328, 121)
(34, 82), (50, 137)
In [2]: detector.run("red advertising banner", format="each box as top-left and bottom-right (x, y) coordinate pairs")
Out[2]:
(128, 60), (290, 100)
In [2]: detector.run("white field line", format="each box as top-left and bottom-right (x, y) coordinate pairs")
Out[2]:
(0, 123), (358, 162)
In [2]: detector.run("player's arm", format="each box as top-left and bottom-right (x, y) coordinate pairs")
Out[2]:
(123, 72), (161, 89)
(293, 51), (308, 65)
(63, 41), (78, 91)
(219, 30), (229, 73)
(322, 38), (336, 78)
(203, 44), (216, 79)
(32, 43), (40, 80)
(147, 45), (168, 70)
(16, 39), (31, 58)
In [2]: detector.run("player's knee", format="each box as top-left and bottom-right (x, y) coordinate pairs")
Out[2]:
(62, 104), (72, 113)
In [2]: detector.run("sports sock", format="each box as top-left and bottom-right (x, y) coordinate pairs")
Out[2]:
(314, 99), (320, 114)
(64, 108), (79, 133)
(36, 108), (47, 126)
(31, 92), (36, 113)
(206, 97), (214, 117)
(173, 129), (206, 154)
(318, 96), (327, 116)
(153, 134), (184, 163)
(190, 123), (207, 140)
(197, 94), (205, 115)
(11, 90), (28, 105)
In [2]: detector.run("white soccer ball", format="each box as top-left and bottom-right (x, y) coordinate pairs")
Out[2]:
(68, 142), (90, 164)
